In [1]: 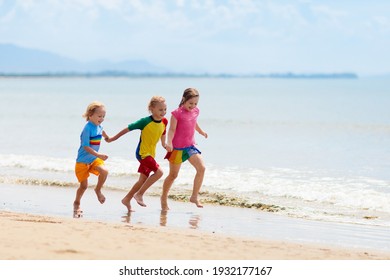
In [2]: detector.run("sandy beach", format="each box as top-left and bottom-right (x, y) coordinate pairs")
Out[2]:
(1, 210), (389, 260)
(1, 183), (390, 260)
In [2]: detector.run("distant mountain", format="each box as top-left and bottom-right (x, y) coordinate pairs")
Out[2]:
(0, 43), (360, 78)
(0, 43), (167, 74)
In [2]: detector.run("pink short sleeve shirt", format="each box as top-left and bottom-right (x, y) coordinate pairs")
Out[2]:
(171, 106), (199, 148)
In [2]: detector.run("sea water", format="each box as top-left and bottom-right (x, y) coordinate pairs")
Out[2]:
(1, 77), (390, 227)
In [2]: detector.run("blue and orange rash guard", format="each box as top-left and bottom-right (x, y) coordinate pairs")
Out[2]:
(128, 116), (168, 161)
(76, 121), (103, 164)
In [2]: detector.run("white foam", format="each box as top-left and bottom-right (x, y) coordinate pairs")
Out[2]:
(2, 153), (390, 226)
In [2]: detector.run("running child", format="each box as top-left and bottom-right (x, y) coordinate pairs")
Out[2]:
(74, 101), (109, 218)
(106, 96), (167, 212)
(161, 88), (208, 210)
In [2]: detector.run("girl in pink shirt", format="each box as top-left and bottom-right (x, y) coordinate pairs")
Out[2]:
(162, 88), (208, 210)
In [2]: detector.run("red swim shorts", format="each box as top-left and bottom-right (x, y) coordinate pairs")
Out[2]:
(138, 156), (159, 176)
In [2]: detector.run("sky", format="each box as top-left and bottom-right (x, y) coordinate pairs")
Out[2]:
(0, 0), (389, 76)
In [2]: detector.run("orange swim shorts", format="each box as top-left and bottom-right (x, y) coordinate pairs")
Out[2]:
(75, 158), (104, 182)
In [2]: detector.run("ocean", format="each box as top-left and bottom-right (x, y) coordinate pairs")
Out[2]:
(1, 76), (390, 228)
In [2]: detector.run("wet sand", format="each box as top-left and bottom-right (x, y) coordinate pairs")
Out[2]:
(1, 183), (390, 260)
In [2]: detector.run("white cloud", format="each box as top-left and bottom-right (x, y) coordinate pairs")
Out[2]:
(311, 4), (348, 27)
(0, 7), (16, 23)
(371, 16), (390, 32)
(96, 0), (124, 10)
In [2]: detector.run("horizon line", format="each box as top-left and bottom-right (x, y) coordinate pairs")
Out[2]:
(0, 71), (359, 79)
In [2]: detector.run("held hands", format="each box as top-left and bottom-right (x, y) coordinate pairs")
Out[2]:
(163, 130), (207, 153)
(103, 131), (111, 143)
(164, 143), (173, 152)
(103, 128), (129, 143)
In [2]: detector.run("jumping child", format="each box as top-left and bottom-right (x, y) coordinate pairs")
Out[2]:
(74, 101), (109, 218)
(161, 88), (208, 210)
(106, 96), (168, 212)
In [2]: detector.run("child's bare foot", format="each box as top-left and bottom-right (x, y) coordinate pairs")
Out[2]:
(95, 189), (106, 204)
(73, 202), (83, 218)
(121, 198), (134, 213)
(161, 197), (170, 211)
(190, 196), (203, 208)
(134, 193), (146, 207)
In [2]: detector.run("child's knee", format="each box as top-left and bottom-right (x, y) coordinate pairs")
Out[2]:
(196, 164), (206, 174)
(79, 181), (88, 190)
(99, 167), (108, 177)
(155, 168), (163, 178)
(169, 172), (179, 180)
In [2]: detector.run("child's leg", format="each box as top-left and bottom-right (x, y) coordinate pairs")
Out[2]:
(73, 179), (88, 217)
(134, 167), (164, 207)
(122, 174), (147, 212)
(160, 162), (181, 210)
(188, 154), (206, 208)
(94, 165), (108, 204)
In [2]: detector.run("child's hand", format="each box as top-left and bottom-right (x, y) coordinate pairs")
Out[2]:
(103, 131), (111, 142)
(98, 154), (109, 161)
(165, 144), (173, 152)
(202, 131), (208, 139)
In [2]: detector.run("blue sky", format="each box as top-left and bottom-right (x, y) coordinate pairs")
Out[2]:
(0, 0), (389, 75)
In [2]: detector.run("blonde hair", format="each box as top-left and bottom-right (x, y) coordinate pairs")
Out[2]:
(148, 96), (166, 112)
(82, 101), (105, 121)
(179, 88), (199, 107)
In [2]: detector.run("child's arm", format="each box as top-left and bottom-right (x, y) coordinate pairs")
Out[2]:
(196, 123), (208, 138)
(161, 118), (168, 150)
(102, 130), (110, 142)
(105, 127), (130, 143)
(160, 134), (167, 150)
(83, 146), (108, 161)
(165, 116), (177, 152)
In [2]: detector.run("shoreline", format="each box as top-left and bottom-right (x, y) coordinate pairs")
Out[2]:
(1, 183), (390, 259)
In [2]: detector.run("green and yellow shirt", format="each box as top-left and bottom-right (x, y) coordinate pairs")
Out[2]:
(128, 116), (168, 160)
